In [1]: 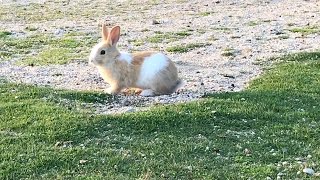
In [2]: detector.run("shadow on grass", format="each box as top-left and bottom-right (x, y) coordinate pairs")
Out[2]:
(1, 52), (320, 179)
(0, 80), (112, 104)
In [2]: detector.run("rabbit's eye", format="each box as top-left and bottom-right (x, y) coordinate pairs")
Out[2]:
(100, 50), (106, 55)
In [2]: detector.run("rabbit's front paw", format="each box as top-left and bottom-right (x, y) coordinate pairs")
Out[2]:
(140, 89), (155, 97)
(104, 87), (119, 95)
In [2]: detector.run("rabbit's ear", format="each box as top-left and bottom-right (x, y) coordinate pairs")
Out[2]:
(101, 23), (109, 41)
(109, 26), (120, 45)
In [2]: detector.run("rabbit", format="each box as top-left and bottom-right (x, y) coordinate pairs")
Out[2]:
(89, 23), (182, 97)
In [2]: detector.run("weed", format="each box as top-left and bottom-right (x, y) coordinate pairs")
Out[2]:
(147, 31), (192, 43)
(289, 26), (320, 35)
(129, 39), (145, 46)
(248, 21), (260, 26)
(221, 48), (236, 57)
(199, 11), (214, 16)
(166, 43), (211, 53)
(0, 31), (12, 38)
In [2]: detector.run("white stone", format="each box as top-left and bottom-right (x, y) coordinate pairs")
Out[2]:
(303, 168), (315, 175)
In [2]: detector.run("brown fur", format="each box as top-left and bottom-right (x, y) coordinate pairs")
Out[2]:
(91, 24), (182, 96)
(97, 58), (138, 93)
(102, 24), (109, 40)
(131, 52), (154, 65)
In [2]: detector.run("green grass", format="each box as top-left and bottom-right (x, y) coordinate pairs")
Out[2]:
(166, 43), (211, 53)
(1, 32), (97, 65)
(147, 31), (192, 43)
(221, 48), (237, 57)
(0, 31), (11, 38)
(0, 51), (12, 61)
(221, 52), (234, 57)
(247, 21), (260, 26)
(0, 31), (13, 61)
(199, 11), (214, 16)
(0, 3), (64, 22)
(0, 2), (118, 22)
(1, 52), (320, 179)
(289, 26), (320, 35)
(128, 39), (145, 47)
(22, 48), (80, 66)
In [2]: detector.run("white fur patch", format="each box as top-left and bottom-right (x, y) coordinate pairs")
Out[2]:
(137, 53), (169, 88)
(89, 42), (104, 63)
(89, 42), (104, 65)
(119, 52), (132, 64)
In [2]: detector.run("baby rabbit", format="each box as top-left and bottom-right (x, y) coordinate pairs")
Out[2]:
(89, 23), (182, 96)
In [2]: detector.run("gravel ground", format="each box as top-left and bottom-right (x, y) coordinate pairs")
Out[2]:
(1, 0), (320, 114)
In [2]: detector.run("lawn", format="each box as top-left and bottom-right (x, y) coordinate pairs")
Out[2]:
(0, 30), (96, 65)
(1, 52), (319, 179)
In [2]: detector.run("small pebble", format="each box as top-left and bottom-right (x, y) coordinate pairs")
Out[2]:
(79, 160), (88, 164)
(54, 141), (62, 147)
(152, 20), (160, 25)
(121, 99), (130, 106)
(303, 168), (315, 175)
(244, 148), (251, 155)
(126, 108), (135, 113)
(54, 28), (65, 36)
